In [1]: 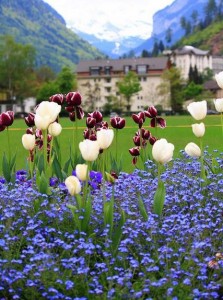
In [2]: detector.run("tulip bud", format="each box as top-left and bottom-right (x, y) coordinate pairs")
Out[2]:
(65, 176), (82, 196)
(110, 116), (126, 129)
(185, 142), (201, 158)
(152, 138), (174, 164)
(25, 113), (35, 127)
(215, 71), (223, 89)
(129, 147), (140, 156)
(34, 101), (61, 130)
(76, 106), (85, 120)
(88, 111), (103, 123)
(213, 98), (223, 113)
(76, 164), (88, 181)
(69, 112), (75, 122)
(22, 134), (36, 151)
(49, 94), (65, 105)
(97, 129), (114, 149)
(192, 123), (205, 138)
(48, 122), (62, 137)
(145, 106), (157, 118)
(86, 117), (96, 128)
(132, 112), (145, 128)
(79, 139), (100, 161)
(66, 92), (82, 106)
(0, 111), (14, 127)
(187, 100), (207, 120)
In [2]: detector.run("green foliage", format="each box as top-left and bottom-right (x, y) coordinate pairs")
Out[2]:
(0, 0), (104, 72)
(158, 66), (184, 112)
(183, 81), (203, 100)
(56, 66), (77, 94)
(0, 35), (36, 100)
(117, 71), (141, 112)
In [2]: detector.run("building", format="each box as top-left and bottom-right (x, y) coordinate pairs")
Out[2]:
(170, 45), (212, 80)
(76, 57), (170, 113)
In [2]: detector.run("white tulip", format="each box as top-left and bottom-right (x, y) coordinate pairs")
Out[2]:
(215, 71), (223, 89)
(22, 134), (36, 151)
(79, 139), (100, 162)
(213, 98), (223, 113)
(35, 101), (61, 130)
(187, 100), (207, 120)
(192, 123), (205, 138)
(97, 129), (114, 149)
(76, 164), (88, 181)
(185, 142), (201, 158)
(48, 122), (62, 136)
(65, 176), (81, 196)
(152, 138), (174, 164)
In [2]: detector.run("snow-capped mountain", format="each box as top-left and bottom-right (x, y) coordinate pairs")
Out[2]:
(69, 25), (146, 58)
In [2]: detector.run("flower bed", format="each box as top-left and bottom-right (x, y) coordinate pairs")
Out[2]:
(0, 150), (223, 299)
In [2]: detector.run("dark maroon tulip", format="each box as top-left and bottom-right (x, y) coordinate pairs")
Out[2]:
(0, 125), (6, 132)
(110, 116), (126, 129)
(69, 112), (76, 122)
(150, 117), (166, 128)
(24, 113), (35, 127)
(0, 111), (14, 127)
(133, 136), (141, 146)
(65, 106), (74, 113)
(129, 147), (140, 156)
(66, 92), (82, 106)
(49, 93), (65, 105)
(26, 128), (34, 135)
(76, 106), (85, 120)
(132, 112), (145, 128)
(86, 117), (96, 128)
(84, 129), (97, 141)
(145, 106), (157, 118)
(149, 136), (157, 145)
(88, 111), (103, 123)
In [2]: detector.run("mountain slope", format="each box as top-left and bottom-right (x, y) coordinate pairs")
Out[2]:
(134, 0), (216, 55)
(0, 0), (105, 72)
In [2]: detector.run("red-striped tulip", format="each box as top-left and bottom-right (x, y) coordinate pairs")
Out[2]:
(25, 113), (35, 127)
(66, 92), (82, 106)
(0, 111), (14, 127)
(49, 93), (65, 105)
(110, 116), (126, 129)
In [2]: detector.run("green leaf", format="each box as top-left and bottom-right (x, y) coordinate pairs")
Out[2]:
(10, 153), (17, 170)
(2, 153), (10, 182)
(37, 154), (45, 174)
(153, 180), (166, 216)
(52, 155), (63, 181)
(67, 204), (81, 232)
(63, 157), (71, 175)
(81, 196), (92, 233)
(36, 171), (50, 195)
(138, 196), (148, 221)
(112, 209), (126, 256)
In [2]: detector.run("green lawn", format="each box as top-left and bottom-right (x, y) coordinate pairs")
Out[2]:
(2, 114), (222, 175)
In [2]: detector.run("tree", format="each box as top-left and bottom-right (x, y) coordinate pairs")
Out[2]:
(0, 35), (35, 103)
(183, 81), (203, 100)
(117, 71), (141, 112)
(55, 66), (76, 94)
(165, 27), (172, 45)
(158, 66), (184, 112)
(141, 49), (150, 58)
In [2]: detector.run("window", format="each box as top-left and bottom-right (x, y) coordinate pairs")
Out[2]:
(104, 66), (111, 75)
(105, 78), (111, 83)
(105, 87), (111, 92)
(124, 65), (131, 74)
(137, 65), (147, 74)
(90, 67), (101, 76)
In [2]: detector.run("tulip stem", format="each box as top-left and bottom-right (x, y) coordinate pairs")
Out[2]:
(6, 127), (11, 164)
(221, 113), (223, 139)
(43, 129), (48, 172)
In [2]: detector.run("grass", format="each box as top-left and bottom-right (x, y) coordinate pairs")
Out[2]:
(1, 114), (222, 176)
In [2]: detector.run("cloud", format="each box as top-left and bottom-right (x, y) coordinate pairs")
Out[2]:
(44, 0), (174, 40)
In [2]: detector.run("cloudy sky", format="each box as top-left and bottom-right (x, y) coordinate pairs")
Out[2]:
(44, 0), (174, 40)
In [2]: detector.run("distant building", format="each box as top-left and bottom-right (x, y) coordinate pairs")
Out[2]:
(170, 45), (212, 80)
(76, 57), (170, 113)
(212, 55), (223, 75)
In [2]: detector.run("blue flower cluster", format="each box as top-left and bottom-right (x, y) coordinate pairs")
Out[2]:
(0, 151), (223, 299)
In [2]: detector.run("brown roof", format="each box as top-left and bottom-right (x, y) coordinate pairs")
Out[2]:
(203, 79), (219, 90)
(76, 57), (168, 72)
